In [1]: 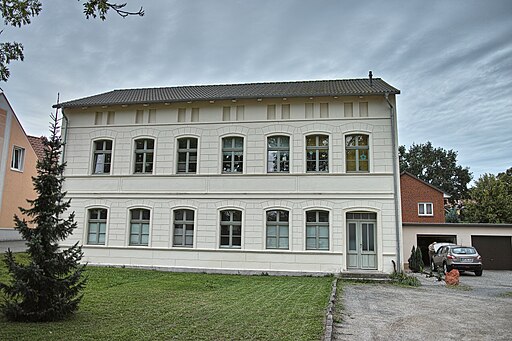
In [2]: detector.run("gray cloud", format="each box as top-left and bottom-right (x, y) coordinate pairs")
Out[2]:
(2, 0), (511, 179)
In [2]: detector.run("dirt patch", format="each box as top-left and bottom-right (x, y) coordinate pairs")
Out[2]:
(333, 271), (512, 341)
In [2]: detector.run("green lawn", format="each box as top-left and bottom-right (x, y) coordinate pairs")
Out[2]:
(0, 254), (332, 340)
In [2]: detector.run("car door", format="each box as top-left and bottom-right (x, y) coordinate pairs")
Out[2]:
(433, 246), (445, 266)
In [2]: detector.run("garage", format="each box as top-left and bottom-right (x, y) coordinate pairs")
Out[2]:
(403, 223), (512, 270)
(471, 236), (512, 270)
(416, 234), (457, 267)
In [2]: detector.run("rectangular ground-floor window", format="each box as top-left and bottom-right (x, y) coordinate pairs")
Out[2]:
(220, 210), (242, 248)
(266, 210), (289, 249)
(87, 208), (107, 245)
(173, 209), (194, 247)
(306, 210), (329, 250)
(130, 209), (150, 246)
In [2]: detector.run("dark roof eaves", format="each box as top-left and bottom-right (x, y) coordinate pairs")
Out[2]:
(58, 91), (399, 109)
(56, 78), (400, 108)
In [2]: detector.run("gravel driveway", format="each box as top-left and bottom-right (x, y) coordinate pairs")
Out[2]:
(333, 271), (512, 341)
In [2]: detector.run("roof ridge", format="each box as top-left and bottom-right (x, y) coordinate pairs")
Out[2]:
(57, 78), (400, 108)
(110, 78), (385, 92)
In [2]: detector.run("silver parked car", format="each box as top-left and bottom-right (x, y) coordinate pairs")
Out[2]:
(428, 242), (455, 268)
(431, 245), (483, 276)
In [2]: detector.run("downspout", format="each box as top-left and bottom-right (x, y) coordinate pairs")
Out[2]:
(61, 107), (69, 166)
(385, 93), (403, 272)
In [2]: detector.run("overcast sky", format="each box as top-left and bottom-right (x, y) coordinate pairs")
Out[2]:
(2, 0), (511, 180)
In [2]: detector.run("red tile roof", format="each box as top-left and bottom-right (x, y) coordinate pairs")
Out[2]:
(27, 136), (46, 160)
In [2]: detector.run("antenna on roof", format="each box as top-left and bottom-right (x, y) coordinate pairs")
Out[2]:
(369, 71), (373, 86)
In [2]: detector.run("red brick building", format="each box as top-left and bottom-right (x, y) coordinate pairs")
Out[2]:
(400, 172), (445, 223)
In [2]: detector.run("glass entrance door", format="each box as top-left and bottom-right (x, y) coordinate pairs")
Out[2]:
(347, 218), (377, 269)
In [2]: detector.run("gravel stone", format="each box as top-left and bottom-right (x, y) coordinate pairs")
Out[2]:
(334, 271), (512, 341)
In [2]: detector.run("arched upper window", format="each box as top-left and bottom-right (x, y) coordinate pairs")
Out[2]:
(134, 138), (154, 174)
(177, 137), (198, 174)
(267, 136), (290, 173)
(222, 137), (244, 173)
(306, 135), (328, 172)
(92, 140), (112, 174)
(345, 134), (369, 172)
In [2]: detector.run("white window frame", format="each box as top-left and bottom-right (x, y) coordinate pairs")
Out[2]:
(87, 208), (108, 245)
(133, 138), (155, 174)
(172, 208), (195, 247)
(267, 135), (290, 173)
(92, 139), (113, 175)
(345, 134), (370, 173)
(176, 137), (198, 174)
(129, 208), (151, 246)
(11, 146), (25, 171)
(305, 209), (330, 251)
(219, 209), (243, 248)
(418, 203), (433, 216)
(265, 209), (290, 249)
(221, 136), (244, 174)
(305, 134), (329, 173)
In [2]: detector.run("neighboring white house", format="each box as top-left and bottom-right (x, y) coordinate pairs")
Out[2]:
(57, 77), (402, 274)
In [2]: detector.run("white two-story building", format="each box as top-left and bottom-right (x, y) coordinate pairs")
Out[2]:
(57, 77), (402, 274)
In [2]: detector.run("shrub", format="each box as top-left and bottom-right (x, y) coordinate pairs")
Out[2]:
(408, 246), (417, 271)
(389, 271), (420, 287)
(415, 246), (425, 272)
(408, 245), (425, 273)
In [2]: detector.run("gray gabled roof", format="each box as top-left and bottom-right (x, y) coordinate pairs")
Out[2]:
(56, 78), (400, 108)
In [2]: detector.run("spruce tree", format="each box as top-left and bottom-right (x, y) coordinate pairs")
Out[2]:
(415, 247), (425, 272)
(0, 110), (86, 322)
(408, 246), (417, 272)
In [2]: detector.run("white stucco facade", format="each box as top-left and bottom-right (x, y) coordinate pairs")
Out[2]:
(61, 82), (402, 274)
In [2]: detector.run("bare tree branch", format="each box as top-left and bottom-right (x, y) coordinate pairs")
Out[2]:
(82, 1), (144, 20)
(0, 1), (144, 82)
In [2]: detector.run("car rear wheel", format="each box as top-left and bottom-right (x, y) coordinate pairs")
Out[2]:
(474, 270), (483, 276)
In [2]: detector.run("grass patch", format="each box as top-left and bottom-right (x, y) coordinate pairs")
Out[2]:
(332, 281), (343, 324)
(498, 291), (512, 298)
(0, 254), (332, 341)
(389, 271), (421, 287)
